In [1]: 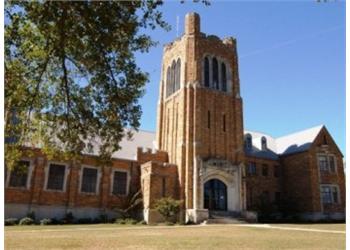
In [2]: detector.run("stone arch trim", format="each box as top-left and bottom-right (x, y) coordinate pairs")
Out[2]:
(201, 54), (232, 93)
(203, 172), (234, 188)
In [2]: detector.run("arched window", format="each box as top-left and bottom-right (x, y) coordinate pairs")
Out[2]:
(212, 58), (219, 89)
(171, 60), (176, 95)
(261, 136), (267, 151)
(175, 59), (181, 91)
(244, 134), (252, 150)
(166, 67), (171, 97)
(221, 63), (227, 92)
(204, 57), (210, 87)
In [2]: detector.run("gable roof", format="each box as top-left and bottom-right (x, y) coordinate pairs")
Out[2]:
(27, 124), (327, 161)
(244, 125), (324, 159)
(275, 125), (324, 155)
(79, 129), (156, 161)
(112, 130), (156, 160)
(103, 125), (325, 160)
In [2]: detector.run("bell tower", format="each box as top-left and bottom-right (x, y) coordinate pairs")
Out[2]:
(156, 12), (245, 222)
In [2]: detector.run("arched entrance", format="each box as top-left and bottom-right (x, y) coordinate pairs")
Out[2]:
(204, 179), (227, 211)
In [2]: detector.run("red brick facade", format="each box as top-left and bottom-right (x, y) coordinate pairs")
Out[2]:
(5, 13), (345, 223)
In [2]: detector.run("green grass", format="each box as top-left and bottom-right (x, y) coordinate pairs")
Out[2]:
(5, 223), (345, 250)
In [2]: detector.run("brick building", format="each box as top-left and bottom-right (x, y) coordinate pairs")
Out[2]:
(5, 13), (345, 223)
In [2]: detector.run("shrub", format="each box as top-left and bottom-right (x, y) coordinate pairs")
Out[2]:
(138, 220), (147, 225)
(40, 218), (52, 225)
(5, 218), (18, 226)
(27, 211), (36, 220)
(62, 212), (74, 224)
(77, 218), (92, 224)
(92, 217), (101, 224)
(99, 214), (108, 223)
(115, 218), (126, 224)
(115, 218), (138, 225)
(19, 217), (34, 225)
(154, 197), (182, 222)
(50, 218), (61, 225)
(124, 218), (137, 225)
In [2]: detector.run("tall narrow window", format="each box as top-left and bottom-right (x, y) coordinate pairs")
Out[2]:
(9, 160), (30, 188)
(223, 115), (226, 132)
(221, 63), (227, 92)
(204, 57), (210, 87)
(247, 162), (257, 176)
(207, 110), (211, 129)
(46, 164), (66, 191)
(162, 177), (166, 197)
(332, 186), (339, 203)
(274, 165), (280, 178)
(175, 59), (181, 91)
(171, 61), (176, 94)
(112, 171), (127, 195)
(262, 164), (269, 177)
(329, 156), (336, 173)
(212, 58), (219, 89)
(318, 155), (329, 171)
(166, 67), (171, 97)
(81, 167), (98, 194)
(321, 186), (332, 204)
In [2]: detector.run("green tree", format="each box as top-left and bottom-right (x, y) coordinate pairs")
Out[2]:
(4, 1), (177, 169)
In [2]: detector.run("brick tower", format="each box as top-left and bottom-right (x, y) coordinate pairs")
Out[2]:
(155, 13), (245, 222)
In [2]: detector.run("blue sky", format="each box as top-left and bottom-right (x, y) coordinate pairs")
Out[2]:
(135, 1), (345, 156)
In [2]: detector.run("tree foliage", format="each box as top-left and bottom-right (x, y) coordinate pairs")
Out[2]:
(5, 1), (171, 168)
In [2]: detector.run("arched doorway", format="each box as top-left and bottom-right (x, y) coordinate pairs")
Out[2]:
(204, 179), (227, 211)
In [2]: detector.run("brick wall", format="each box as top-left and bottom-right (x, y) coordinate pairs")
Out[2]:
(5, 148), (141, 215)
(245, 156), (282, 210)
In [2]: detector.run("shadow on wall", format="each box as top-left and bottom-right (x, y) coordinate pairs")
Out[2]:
(281, 143), (312, 155)
(245, 145), (278, 160)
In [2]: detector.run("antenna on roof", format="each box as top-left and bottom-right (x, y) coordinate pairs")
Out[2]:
(176, 15), (179, 37)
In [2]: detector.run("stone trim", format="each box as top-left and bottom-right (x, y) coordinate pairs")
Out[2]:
(43, 161), (70, 193)
(5, 157), (34, 190)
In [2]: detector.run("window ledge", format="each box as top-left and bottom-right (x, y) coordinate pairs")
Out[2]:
(6, 186), (29, 191)
(79, 191), (98, 196)
(44, 189), (66, 193)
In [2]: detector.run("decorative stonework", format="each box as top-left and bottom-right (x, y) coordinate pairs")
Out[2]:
(199, 158), (238, 177)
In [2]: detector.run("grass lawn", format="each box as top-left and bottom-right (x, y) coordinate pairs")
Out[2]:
(5, 223), (345, 250)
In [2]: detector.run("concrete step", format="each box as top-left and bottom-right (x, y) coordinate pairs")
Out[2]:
(209, 210), (241, 218)
(206, 217), (247, 224)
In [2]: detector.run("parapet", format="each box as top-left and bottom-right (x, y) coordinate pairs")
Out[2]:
(137, 147), (169, 164)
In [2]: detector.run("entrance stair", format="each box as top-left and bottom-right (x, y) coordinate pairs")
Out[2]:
(205, 211), (247, 224)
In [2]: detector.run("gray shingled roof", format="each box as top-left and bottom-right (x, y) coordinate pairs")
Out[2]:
(30, 125), (323, 161)
(244, 125), (324, 159)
